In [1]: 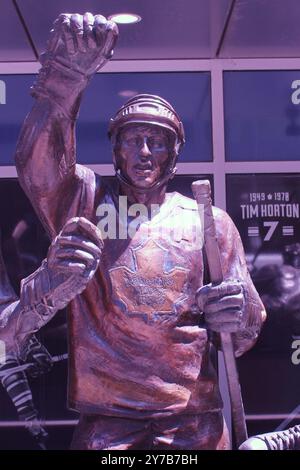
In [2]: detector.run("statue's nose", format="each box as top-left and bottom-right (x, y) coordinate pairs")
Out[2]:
(139, 139), (152, 158)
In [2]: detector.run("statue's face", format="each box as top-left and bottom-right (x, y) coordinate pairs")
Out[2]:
(115, 124), (171, 189)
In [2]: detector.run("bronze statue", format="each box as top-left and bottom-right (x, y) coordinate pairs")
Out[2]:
(15, 13), (266, 450)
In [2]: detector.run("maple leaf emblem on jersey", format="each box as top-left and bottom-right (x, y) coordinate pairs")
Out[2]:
(109, 238), (189, 318)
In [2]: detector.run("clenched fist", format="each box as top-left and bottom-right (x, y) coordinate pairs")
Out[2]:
(196, 280), (246, 333)
(0, 217), (103, 356)
(31, 13), (118, 116)
(14, 217), (103, 344)
(48, 216), (102, 283)
(44, 216), (103, 307)
(42, 12), (118, 76)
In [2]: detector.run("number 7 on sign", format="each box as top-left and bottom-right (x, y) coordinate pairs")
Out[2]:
(263, 221), (279, 241)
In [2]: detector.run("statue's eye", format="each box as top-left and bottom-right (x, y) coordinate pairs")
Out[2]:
(124, 137), (143, 148)
(123, 136), (167, 151)
(134, 137), (144, 147)
(148, 138), (167, 151)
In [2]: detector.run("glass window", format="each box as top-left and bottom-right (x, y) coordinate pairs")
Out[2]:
(77, 72), (213, 164)
(0, 72), (213, 167)
(224, 71), (300, 161)
(0, 75), (33, 166)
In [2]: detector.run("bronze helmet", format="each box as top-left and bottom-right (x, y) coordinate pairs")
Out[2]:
(108, 94), (185, 154)
(108, 94), (185, 190)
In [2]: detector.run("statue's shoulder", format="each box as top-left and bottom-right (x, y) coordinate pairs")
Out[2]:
(211, 206), (243, 249)
(167, 191), (198, 211)
(75, 164), (97, 184)
(168, 193), (236, 229)
(212, 206), (235, 229)
(75, 164), (106, 196)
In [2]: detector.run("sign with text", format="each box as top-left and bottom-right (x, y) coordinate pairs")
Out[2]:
(227, 173), (300, 417)
(227, 173), (300, 350)
(227, 174), (300, 350)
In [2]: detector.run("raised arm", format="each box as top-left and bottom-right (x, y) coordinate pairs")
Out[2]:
(15, 13), (118, 236)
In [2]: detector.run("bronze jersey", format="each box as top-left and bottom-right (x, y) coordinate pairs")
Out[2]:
(60, 166), (223, 417)
(19, 161), (264, 419)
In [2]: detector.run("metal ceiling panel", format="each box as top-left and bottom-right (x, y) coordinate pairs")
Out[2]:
(0, 0), (36, 61)
(220, 0), (300, 58)
(17, 0), (232, 60)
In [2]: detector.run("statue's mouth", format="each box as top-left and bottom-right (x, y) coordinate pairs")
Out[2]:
(134, 165), (152, 176)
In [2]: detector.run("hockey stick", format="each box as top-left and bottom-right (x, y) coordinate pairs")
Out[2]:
(192, 179), (248, 448)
